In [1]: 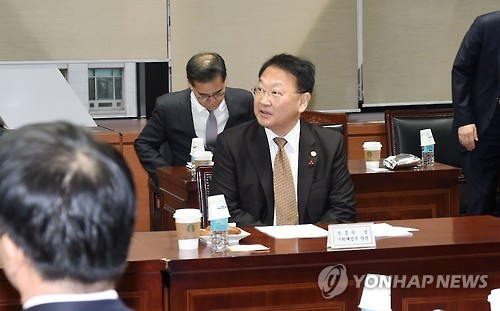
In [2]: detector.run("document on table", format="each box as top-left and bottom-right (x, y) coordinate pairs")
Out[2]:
(372, 223), (419, 238)
(256, 224), (328, 239)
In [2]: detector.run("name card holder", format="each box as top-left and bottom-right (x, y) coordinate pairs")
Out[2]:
(327, 222), (376, 251)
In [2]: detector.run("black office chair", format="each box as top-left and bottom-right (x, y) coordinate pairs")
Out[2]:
(385, 108), (467, 215)
(385, 109), (460, 167)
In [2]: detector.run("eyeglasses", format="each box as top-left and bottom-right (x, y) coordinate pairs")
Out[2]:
(194, 90), (225, 102)
(251, 86), (304, 99)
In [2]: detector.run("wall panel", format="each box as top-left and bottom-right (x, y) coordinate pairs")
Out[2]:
(363, 0), (499, 107)
(170, 0), (358, 111)
(0, 0), (167, 61)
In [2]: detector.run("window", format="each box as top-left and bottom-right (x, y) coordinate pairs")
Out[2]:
(88, 68), (123, 113)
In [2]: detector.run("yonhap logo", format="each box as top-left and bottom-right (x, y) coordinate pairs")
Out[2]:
(317, 264), (348, 299)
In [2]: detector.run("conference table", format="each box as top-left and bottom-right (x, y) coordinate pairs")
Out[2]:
(155, 159), (461, 231)
(1, 216), (500, 311)
(162, 216), (500, 311)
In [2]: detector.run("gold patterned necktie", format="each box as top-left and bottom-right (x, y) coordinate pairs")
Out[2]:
(273, 137), (299, 225)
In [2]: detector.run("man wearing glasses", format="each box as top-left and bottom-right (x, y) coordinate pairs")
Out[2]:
(134, 52), (254, 184)
(210, 53), (356, 226)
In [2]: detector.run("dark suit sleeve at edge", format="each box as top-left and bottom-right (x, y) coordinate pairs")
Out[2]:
(451, 15), (484, 128)
(134, 100), (172, 179)
(321, 135), (357, 224)
(210, 132), (265, 226)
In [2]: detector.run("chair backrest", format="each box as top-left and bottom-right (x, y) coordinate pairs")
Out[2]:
(385, 108), (460, 168)
(195, 165), (213, 228)
(300, 111), (348, 151)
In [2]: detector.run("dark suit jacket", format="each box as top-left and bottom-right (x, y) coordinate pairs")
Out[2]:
(134, 87), (254, 182)
(452, 10), (500, 148)
(210, 119), (356, 226)
(24, 299), (131, 311)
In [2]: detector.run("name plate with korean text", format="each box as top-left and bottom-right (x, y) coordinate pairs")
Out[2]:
(327, 223), (376, 250)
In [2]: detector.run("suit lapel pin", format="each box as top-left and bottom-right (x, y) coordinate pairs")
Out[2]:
(308, 151), (317, 167)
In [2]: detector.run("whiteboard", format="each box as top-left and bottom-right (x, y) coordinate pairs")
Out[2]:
(0, 65), (96, 129)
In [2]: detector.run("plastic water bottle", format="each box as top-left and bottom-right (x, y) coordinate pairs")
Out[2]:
(421, 144), (435, 166)
(420, 129), (435, 167)
(210, 217), (228, 253)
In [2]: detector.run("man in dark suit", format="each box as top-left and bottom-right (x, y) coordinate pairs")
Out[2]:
(0, 122), (135, 310)
(210, 53), (356, 226)
(134, 52), (254, 183)
(452, 10), (500, 216)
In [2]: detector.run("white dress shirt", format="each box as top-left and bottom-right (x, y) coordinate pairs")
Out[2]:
(190, 91), (229, 145)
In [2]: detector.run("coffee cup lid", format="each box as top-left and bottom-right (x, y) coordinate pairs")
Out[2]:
(192, 150), (213, 160)
(173, 208), (202, 219)
(420, 128), (435, 146)
(363, 141), (382, 149)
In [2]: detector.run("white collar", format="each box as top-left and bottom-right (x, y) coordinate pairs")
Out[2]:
(265, 119), (301, 148)
(23, 289), (119, 309)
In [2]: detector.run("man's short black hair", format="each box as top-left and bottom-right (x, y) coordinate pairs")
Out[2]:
(186, 52), (227, 85)
(258, 53), (315, 93)
(0, 122), (136, 284)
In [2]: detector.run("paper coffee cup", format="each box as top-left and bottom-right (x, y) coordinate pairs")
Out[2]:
(363, 141), (382, 169)
(173, 208), (202, 250)
(178, 249), (200, 259)
(358, 274), (392, 311)
(193, 151), (213, 170)
(190, 138), (205, 162)
(488, 288), (500, 311)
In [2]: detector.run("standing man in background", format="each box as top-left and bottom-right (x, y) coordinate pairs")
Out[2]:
(210, 53), (356, 226)
(134, 52), (254, 184)
(452, 10), (500, 216)
(0, 122), (136, 310)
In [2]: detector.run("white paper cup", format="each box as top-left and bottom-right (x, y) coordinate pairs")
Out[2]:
(173, 208), (202, 250)
(363, 142), (382, 169)
(177, 239), (199, 250)
(190, 138), (205, 155)
(358, 274), (391, 311)
(190, 138), (205, 163)
(420, 128), (435, 146)
(488, 288), (500, 311)
(193, 151), (213, 170)
(178, 248), (200, 259)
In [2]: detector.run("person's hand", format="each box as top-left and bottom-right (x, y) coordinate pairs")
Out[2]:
(458, 124), (478, 151)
